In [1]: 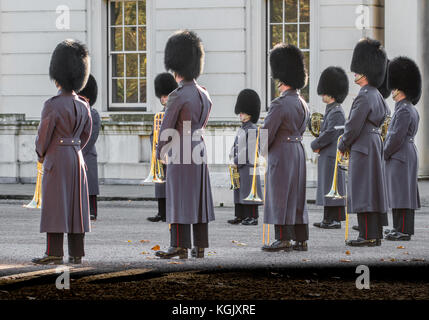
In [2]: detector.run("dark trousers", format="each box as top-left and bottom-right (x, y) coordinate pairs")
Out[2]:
(170, 223), (209, 249)
(234, 203), (259, 219)
(323, 206), (346, 222)
(392, 209), (415, 235)
(357, 212), (388, 240)
(45, 233), (85, 257)
(89, 195), (97, 218)
(158, 198), (166, 221)
(274, 224), (309, 242)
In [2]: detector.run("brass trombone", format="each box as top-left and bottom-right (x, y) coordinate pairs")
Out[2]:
(23, 161), (43, 209)
(325, 134), (350, 241)
(244, 127), (263, 203)
(144, 112), (165, 184)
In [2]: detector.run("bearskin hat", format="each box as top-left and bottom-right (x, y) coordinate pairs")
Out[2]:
(49, 39), (90, 92)
(388, 56), (422, 105)
(78, 74), (98, 106)
(164, 30), (204, 80)
(350, 38), (387, 88)
(317, 66), (349, 103)
(377, 59), (390, 99)
(234, 89), (261, 124)
(154, 73), (178, 98)
(270, 43), (307, 89)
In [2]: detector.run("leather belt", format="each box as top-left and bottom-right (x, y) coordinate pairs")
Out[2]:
(282, 136), (303, 143)
(56, 137), (81, 146)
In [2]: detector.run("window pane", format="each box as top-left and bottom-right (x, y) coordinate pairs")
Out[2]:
(301, 51), (310, 101)
(126, 53), (138, 77)
(300, 0), (310, 22)
(270, 0), (283, 23)
(271, 78), (281, 101)
(110, 1), (123, 26)
(138, 0), (146, 25)
(140, 79), (147, 103)
(112, 79), (124, 103)
(124, 27), (137, 51)
(124, 1), (137, 25)
(285, 0), (298, 22)
(138, 27), (146, 51)
(139, 53), (147, 77)
(299, 24), (310, 49)
(111, 27), (123, 51)
(112, 54), (124, 77)
(284, 24), (297, 46)
(270, 25), (283, 48)
(126, 79), (138, 103)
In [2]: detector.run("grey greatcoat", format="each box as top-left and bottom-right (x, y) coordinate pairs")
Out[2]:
(156, 80), (215, 224)
(150, 107), (166, 199)
(310, 103), (346, 207)
(384, 99), (420, 209)
(262, 89), (309, 225)
(82, 107), (100, 196)
(36, 91), (92, 233)
(229, 121), (263, 205)
(338, 85), (389, 214)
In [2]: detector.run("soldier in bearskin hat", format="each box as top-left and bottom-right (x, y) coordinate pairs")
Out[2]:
(338, 37), (390, 247)
(311, 67), (348, 229)
(383, 56), (421, 241)
(228, 89), (263, 226)
(261, 43), (310, 252)
(79, 74), (101, 221)
(147, 72), (178, 223)
(155, 30), (215, 259)
(33, 39), (92, 264)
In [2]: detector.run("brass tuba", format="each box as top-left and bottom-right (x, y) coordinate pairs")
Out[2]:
(308, 112), (324, 137)
(23, 161), (43, 209)
(144, 112), (165, 184)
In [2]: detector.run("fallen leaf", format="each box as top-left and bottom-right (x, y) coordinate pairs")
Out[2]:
(231, 240), (247, 246)
(411, 258), (426, 262)
(127, 240), (132, 243)
(167, 261), (183, 265)
(345, 250), (351, 255)
(140, 240), (150, 243)
(305, 293), (321, 297)
(141, 251), (149, 255)
(390, 258), (396, 262)
(403, 252), (409, 255)
(397, 246), (405, 249)
(340, 259), (351, 263)
(151, 245), (160, 251)
(302, 259), (311, 262)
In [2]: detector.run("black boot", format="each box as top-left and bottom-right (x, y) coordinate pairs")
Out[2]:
(90, 214), (97, 221)
(191, 247), (205, 258)
(227, 217), (243, 225)
(241, 217), (258, 226)
(384, 228), (396, 235)
(262, 240), (292, 252)
(314, 221), (341, 229)
(385, 231), (411, 241)
(147, 214), (163, 222)
(352, 225), (360, 231)
(155, 247), (188, 259)
(293, 241), (308, 251)
(346, 237), (377, 247)
(68, 256), (82, 264)
(32, 254), (63, 265)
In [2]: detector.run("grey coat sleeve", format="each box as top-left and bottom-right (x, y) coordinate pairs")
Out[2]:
(261, 100), (283, 156)
(35, 101), (56, 163)
(83, 109), (100, 153)
(384, 108), (411, 160)
(311, 111), (344, 151)
(156, 90), (182, 160)
(338, 94), (370, 153)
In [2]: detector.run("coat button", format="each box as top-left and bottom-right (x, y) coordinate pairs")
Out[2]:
(60, 140), (63, 143)
(72, 140), (74, 143)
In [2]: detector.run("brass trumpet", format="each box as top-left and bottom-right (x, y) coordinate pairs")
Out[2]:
(244, 127), (263, 203)
(228, 164), (240, 190)
(24, 161), (43, 209)
(144, 112), (165, 184)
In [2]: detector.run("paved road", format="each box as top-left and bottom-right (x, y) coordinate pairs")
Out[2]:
(0, 199), (427, 279)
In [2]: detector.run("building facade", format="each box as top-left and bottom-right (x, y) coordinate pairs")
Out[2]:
(0, 0), (427, 204)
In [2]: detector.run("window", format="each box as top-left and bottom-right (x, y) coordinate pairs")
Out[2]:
(267, 0), (310, 102)
(108, 0), (147, 110)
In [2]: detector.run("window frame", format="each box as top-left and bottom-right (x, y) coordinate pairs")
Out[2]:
(265, 0), (315, 107)
(107, 0), (148, 111)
